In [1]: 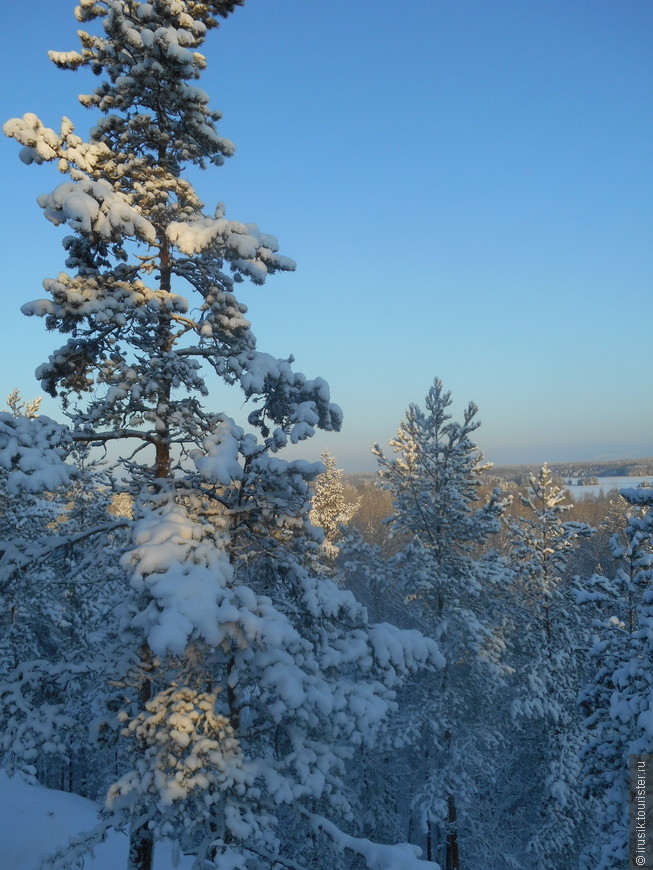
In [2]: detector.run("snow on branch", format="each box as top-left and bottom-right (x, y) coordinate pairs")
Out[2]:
(3, 113), (111, 175)
(367, 622), (445, 681)
(0, 412), (74, 494)
(620, 486), (653, 506)
(37, 180), (155, 244)
(190, 417), (244, 485)
(309, 813), (439, 870)
(34, 816), (114, 870)
(167, 213), (296, 283)
(121, 500), (236, 655)
(3, 113), (62, 164)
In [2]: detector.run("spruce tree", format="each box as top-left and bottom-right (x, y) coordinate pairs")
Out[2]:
(4, 3), (440, 869)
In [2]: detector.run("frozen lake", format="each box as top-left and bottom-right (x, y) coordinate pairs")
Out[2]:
(564, 476), (653, 500)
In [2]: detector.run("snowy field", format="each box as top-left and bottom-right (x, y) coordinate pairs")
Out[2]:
(0, 773), (193, 870)
(564, 475), (653, 500)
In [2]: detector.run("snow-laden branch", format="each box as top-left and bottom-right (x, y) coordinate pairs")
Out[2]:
(35, 816), (114, 870)
(167, 213), (295, 284)
(308, 813), (439, 870)
(72, 429), (158, 444)
(0, 520), (131, 573)
(0, 412), (74, 494)
(37, 179), (156, 244)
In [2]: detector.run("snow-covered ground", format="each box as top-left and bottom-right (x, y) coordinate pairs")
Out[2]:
(564, 475), (653, 500)
(0, 773), (192, 870)
(0, 773), (437, 870)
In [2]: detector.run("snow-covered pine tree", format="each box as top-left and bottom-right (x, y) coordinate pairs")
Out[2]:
(0, 396), (124, 800)
(365, 378), (506, 869)
(504, 464), (594, 869)
(309, 450), (359, 562)
(374, 378), (504, 587)
(4, 4), (441, 869)
(580, 486), (653, 870)
(0, 403), (75, 788)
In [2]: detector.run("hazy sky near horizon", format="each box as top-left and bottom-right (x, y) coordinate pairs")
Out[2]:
(1, 0), (651, 472)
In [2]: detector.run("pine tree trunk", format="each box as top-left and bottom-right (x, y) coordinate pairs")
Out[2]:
(153, 226), (173, 481)
(128, 644), (155, 870)
(128, 825), (154, 870)
(426, 823), (433, 863)
(445, 793), (460, 870)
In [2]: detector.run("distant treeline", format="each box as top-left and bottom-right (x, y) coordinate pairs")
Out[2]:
(347, 457), (653, 492)
(491, 457), (653, 485)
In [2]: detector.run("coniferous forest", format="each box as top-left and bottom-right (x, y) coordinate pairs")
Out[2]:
(1, 3), (652, 869)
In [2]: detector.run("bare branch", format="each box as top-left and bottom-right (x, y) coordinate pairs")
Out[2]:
(73, 429), (157, 444)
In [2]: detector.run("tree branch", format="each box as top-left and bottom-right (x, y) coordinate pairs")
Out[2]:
(73, 429), (157, 444)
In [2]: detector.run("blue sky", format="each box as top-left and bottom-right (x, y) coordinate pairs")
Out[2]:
(1, 0), (651, 471)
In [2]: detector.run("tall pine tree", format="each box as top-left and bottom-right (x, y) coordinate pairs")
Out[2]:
(368, 378), (506, 869)
(503, 464), (594, 868)
(4, 4), (440, 869)
(580, 486), (653, 869)
(309, 450), (359, 563)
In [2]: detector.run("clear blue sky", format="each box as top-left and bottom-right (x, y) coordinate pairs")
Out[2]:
(1, 0), (651, 471)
